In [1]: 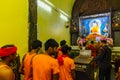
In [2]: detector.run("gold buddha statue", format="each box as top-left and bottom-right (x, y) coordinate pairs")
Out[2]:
(90, 21), (99, 34)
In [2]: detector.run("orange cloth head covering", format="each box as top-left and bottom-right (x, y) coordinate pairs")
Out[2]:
(0, 46), (17, 57)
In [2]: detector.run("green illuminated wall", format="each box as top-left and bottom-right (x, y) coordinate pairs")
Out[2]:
(37, 0), (75, 45)
(0, 0), (28, 61)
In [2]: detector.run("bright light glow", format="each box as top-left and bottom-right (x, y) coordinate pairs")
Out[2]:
(37, 0), (52, 12)
(44, 0), (55, 8)
(60, 13), (68, 21)
(37, 0), (70, 20)
(59, 10), (69, 17)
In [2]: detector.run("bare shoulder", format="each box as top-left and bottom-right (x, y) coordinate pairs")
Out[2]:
(0, 65), (14, 80)
(0, 65), (12, 75)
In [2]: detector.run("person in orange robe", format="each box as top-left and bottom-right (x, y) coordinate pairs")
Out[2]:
(0, 44), (17, 80)
(58, 45), (75, 80)
(32, 38), (59, 80)
(85, 41), (97, 67)
(85, 40), (97, 57)
(57, 40), (66, 58)
(19, 40), (42, 80)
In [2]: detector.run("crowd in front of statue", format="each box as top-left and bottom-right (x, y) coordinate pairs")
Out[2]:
(0, 37), (120, 80)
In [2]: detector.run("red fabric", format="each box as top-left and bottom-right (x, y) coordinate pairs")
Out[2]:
(0, 46), (17, 57)
(86, 44), (97, 67)
(86, 44), (96, 57)
(58, 47), (61, 51)
(57, 54), (68, 65)
(59, 57), (75, 80)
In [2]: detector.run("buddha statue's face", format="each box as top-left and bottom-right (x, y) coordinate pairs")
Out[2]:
(92, 22), (98, 27)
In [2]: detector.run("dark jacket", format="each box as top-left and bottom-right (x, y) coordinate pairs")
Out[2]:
(92, 45), (112, 68)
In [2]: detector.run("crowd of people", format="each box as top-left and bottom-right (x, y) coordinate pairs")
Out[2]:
(0, 38), (120, 80)
(0, 39), (75, 80)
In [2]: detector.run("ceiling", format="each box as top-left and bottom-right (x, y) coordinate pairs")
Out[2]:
(72, 0), (120, 17)
(40, 0), (120, 25)
(70, 0), (120, 26)
(48, 0), (75, 17)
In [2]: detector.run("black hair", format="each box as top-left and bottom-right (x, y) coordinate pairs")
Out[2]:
(61, 45), (69, 54)
(60, 40), (66, 46)
(81, 35), (85, 38)
(68, 46), (72, 51)
(1, 56), (7, 60)
(101, 40), (107, 44)
(44, 38), (59, 50)
(32, 40), (42, 49)
(1, 44), (14, 48)
(91, 41), (94, 44)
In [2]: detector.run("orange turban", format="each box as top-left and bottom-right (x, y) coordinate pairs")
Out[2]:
(0, 46), (17, 57)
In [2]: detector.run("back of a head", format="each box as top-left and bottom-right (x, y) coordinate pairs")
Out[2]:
(60, 40), (66, 47)
(61, 45), (69, 54)
(32, 40), (42, 49)
(68, 46), (72, 51)
(101, 40), (107, 44)
(81, 35), (84, 38)
(1, 44), (15, 48)
(45, 38), (59, 50)
(91, 41), (94, 44)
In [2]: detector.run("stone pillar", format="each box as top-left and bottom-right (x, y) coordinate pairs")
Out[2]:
(28, 0), (37, 51)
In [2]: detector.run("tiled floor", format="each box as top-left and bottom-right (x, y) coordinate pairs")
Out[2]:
(94, 65), (115, 80)
(76, 66), (115, 80)
(20, 65), (116, 80)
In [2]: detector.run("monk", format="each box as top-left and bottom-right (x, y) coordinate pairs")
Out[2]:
(85, 40), (97, 57)
(0, 45), (17, 80)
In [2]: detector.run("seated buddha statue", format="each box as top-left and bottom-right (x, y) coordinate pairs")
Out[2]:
(90, 21), (99, 34)
(86, 20), (105, 40)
